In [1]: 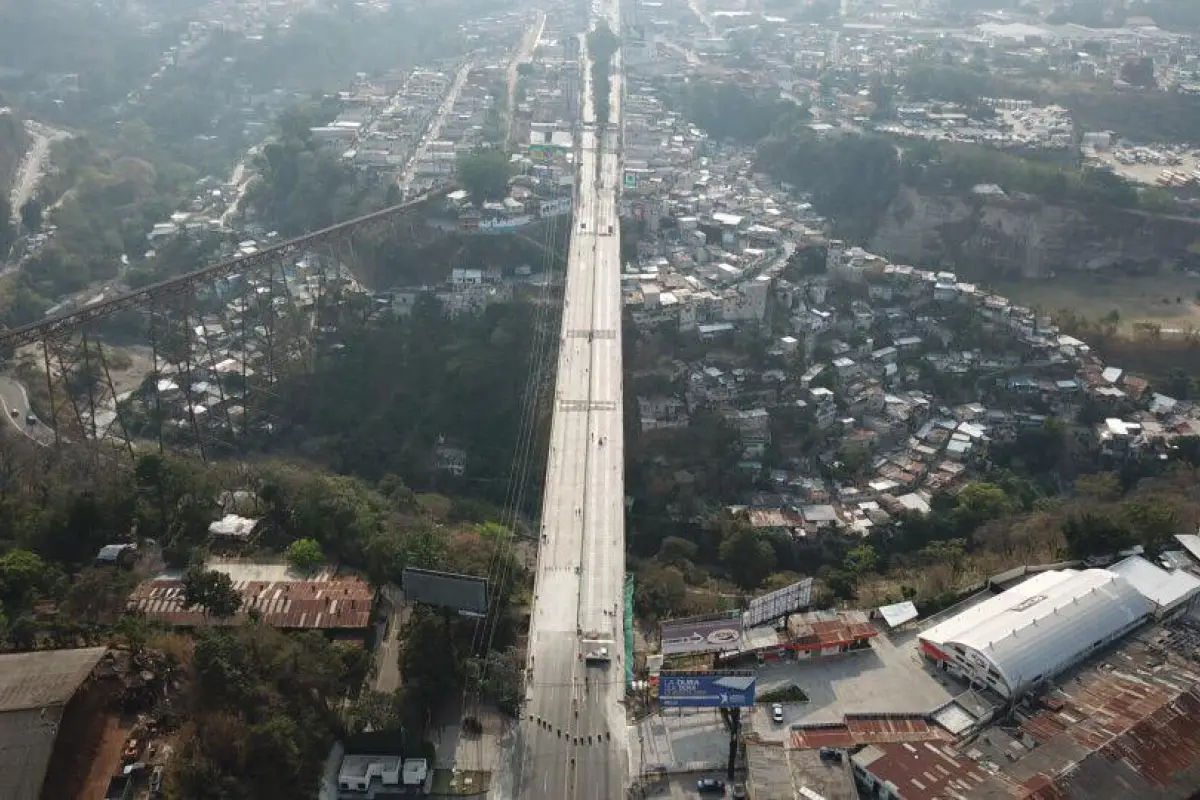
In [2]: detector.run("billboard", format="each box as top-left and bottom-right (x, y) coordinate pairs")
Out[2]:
(744, 578), (813, 628)
(402, 567), (488, 617)
(661, 611), (744, 656)
(659, 671), (757, 708)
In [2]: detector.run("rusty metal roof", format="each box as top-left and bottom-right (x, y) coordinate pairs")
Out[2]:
(127, 575), (374, 630)
(1007, 628), (1200, 797)
(790, 716), (949, 750)
(852, 740), (1015, 798)
(787, 609), (879, 648)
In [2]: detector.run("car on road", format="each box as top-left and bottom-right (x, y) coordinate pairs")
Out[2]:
(772, 703), (784, 723)
(9, 408), (17, 418)
(696, 778), (725, 794)
(731, 784), (748, 800)
(25, 413), (36, 426)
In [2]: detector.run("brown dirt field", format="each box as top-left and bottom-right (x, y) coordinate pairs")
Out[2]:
(79, 715), (131, 800)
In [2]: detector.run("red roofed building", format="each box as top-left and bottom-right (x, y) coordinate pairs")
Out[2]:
(852, 740), (1018, 798)
(718, 609), (878, 666)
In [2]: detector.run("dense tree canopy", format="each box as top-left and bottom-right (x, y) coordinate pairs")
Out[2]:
(457, 150), (513, 204)
(168, 624), (360, 799)
(672, 80), (808, 144)
(756, 130), (902, 235)
(243, 102), (387, 236)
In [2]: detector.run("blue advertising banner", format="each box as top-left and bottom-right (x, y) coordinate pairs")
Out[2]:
(659, 672), (757, 709)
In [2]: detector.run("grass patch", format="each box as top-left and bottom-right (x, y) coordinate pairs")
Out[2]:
(431, 769), (491, 796)
(757, 685), (809, 703)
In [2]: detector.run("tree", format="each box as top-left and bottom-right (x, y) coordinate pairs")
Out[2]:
(171, 623), (349, 798)
(1075, 472), (1121, 502)
(918, 539), (966, 576)
(1121, 498), (1178, 551)
(345, 689), (406, 735)
(823, 568), (857, 603)
(182, 566), (243, 619)
(1120, 56), (1155, 88)
(657, 536), (698, 566)
(953, 482), (1015, 530)
(468, 646), (524, 716)
(457, 150), (512, 204)
(1061, 512), (1135, 559)
(634, 563), (688, 620)
(286, 538), (325, 574)
(844, 543), (879, 577)
(0, 549), (62, 613)
(718, 520), (776, 589)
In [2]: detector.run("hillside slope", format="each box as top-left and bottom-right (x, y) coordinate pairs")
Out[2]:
(0, 107), (29, 194)
(868, 187), (1200, 280)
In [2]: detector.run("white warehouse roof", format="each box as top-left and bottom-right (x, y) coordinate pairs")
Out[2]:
(1108, 555), (1200, 613)
(920, 569), (1153, 697)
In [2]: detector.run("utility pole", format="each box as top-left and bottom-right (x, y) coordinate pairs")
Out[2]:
(726, 707), (741, 783)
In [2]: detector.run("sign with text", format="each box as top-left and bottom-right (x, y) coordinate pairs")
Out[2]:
(659, 671), (756, 708)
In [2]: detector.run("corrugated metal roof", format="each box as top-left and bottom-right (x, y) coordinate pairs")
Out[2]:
(787, 610), (878, 648)
(127, 575), (374, 630)
(850, 740), (1013, 797)
(1108, 556), (1200, 610)
(790, 717), (948, 750)
(0, 647), (108, 713)
(1016, 671), (1200, 797)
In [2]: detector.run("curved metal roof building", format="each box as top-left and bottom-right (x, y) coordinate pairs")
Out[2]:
(919, 569), (1154, 698)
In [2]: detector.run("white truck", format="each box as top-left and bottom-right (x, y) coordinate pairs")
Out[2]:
(582, 635), (615, 665)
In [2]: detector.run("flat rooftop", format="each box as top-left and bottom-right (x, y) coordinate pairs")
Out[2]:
(747, 742), (857, 800)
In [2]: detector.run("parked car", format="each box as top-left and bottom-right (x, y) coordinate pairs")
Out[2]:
(731, 782), (748, 799)
(772, 703), (784, 723)
(696, 777), (726, 794)
(820, 747), (843, 763)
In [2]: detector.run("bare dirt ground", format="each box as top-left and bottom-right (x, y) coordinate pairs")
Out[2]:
(105, 345), (156, 395)
(80, 714), (131, 800)
(997, 274), (1200, 334)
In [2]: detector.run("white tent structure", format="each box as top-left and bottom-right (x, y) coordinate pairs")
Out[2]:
(919, 569), (1153, 698)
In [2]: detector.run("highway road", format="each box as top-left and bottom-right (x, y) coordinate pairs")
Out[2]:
(494, 2), (628, 797)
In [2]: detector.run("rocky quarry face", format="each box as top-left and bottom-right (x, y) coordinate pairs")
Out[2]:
(868, 186), (1200, 280)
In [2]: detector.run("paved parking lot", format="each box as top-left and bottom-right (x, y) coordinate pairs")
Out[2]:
(634, 708), (729, 771)
(748, 631), (959, 742)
